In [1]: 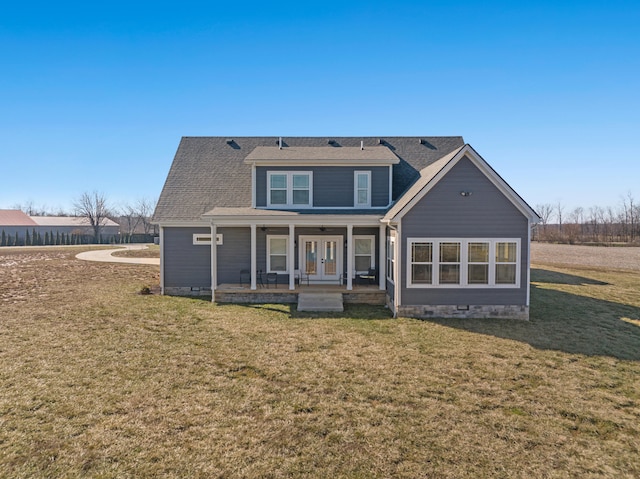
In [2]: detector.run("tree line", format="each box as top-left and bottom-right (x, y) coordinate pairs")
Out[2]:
(535, 193), (640, 244)
(5, 192), (157, 245)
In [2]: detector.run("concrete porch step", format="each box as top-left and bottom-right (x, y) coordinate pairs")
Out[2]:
(297, 292), (344, 312)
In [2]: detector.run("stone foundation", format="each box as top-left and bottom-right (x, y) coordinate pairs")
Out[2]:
(215, 291), (297, 304)
(397, 304), (529, 320)
(164, 286), (211, 297)
(343, 291), (386, 305)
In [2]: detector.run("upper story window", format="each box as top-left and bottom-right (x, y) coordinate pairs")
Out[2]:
(407, 238), (520, 288)
(267, 171), (313, 208)
(354, 171), (371, 207)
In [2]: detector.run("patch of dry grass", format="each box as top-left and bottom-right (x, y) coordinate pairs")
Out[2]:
(0, 247), (639, 478)
(111, 244), (160, 258)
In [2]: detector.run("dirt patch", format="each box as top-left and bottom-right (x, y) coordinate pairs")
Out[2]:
(531, 242), (640, 271)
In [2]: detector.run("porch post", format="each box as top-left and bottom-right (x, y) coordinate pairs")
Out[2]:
(250, 224), (257, 290)
(288, 224), (295, 290)
(346, 224), (353, 290)
(210, 222), (217, 302)
(379, 224), (386, 290)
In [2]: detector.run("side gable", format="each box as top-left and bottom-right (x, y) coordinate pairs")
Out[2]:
(383, 144), (540, 223)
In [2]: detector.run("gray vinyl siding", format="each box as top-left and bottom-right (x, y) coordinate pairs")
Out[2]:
(255, 166), (389, 208)
(217, 227), (252, 284)
(164, 227), (211, 288)
(400, 156), (529, 306)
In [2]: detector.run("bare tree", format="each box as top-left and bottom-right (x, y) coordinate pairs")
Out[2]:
(535, 203), (554, 240)
(73, 191), (112, 242)
(12, 200), (51, 216)
(119, 203), (142, 239)
(136, 197), (157, 236)
(556, 201), (565, 233)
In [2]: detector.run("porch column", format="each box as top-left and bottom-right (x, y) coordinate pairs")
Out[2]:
(346, 224), (353, 290)
(288, 224), (295, 290)
(250, 224), (257, 290)
(379, 224), (386, 290)
(210, 222), (217, 302)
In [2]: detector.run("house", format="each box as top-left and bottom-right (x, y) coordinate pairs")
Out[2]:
(0, 210), (120, 244)
(152, 137), (540, 319)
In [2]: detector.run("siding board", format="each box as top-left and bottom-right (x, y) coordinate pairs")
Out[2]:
(400, 157), (529, 306)
(164, 227), (211, 288)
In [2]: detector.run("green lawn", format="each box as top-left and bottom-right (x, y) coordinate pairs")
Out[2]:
(0, 248), (638, 478)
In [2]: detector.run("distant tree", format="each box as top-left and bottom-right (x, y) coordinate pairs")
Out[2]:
(535, 203), (554, 240)
(73, 191), (112, 243)
(25, 229), (30, 246)
(1, 230), (5, 246)
(556, 201), (564, 232)
(137, 197), (157, 236)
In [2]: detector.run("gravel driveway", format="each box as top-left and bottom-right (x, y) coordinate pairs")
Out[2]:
(531, 242), (640, 271)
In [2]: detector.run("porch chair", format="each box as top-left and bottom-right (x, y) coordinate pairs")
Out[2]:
(239, 269), (250, 286)
(265, 272), (278, 288)
(357, 268), (377, 285)
(294, 269), (309, 286)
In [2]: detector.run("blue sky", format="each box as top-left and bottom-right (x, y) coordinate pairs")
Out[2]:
(1, 0), (639, 215)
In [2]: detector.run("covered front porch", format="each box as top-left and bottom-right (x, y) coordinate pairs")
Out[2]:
(202, 208), (388, 302)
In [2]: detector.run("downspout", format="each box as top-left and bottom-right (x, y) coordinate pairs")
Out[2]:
(159, 225), (165, 294)
(526, 218), (531, 308)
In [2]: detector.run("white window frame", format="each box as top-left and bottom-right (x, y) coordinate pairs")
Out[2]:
(353, 235), (375, 273)
(386, 233), (396, 283)
(193, 234), (223, 245)
(266, 235), (289, 273)
(267, 171), (313, 208)
(406, 238), (521, 288)
(354, 170), (371, 208)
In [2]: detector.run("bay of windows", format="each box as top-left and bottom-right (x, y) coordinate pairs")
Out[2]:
(267, 171), (312, 208)
(407, 238), (519, 287)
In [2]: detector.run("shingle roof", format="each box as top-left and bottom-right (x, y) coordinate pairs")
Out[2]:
(0, 209), (37, 226)
(244, 146), (400, 163)
(153, 136), (465, 222)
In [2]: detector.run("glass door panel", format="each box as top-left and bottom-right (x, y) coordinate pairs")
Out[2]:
(324, 241), (337, 276)
(305, 240), (318, 275)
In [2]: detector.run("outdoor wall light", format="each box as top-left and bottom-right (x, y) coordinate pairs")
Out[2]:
(460, 191), (472, 197)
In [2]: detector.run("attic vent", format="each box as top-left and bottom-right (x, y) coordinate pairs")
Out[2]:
(419, 138), (426, 144)
(226, 139), (234, 144)
(328, 139), (335, 145)
(378, 138), (384, 144)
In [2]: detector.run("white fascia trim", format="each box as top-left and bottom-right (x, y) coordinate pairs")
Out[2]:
(206, 215), (384, 227)
(391, 144), (540, 223)
(245, 160), (399, 167)
(155, 221), (210, 228)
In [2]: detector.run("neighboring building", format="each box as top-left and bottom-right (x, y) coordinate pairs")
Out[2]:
(0, 210), (120, 244)
(152, 137), (540, 319)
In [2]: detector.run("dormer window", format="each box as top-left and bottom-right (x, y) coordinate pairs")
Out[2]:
(354, 171), (371, 207)
(267, 171), (313, 208)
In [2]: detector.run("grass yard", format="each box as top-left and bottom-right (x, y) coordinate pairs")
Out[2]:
(111, 244), (160, 258)
(0, 246), (639, 478)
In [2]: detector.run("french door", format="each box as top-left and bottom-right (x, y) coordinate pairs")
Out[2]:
(300, 236), (342, 283)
